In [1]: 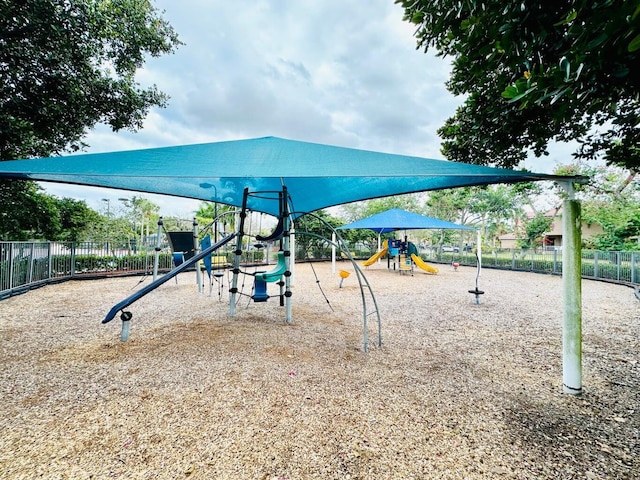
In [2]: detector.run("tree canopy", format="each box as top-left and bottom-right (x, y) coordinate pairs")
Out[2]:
(396, 0), (640, 171)
(555, 163), (640, 249)
(0, 0), (180, 241)
(0, 181), (98, 241)
(0, 0), (181, 160)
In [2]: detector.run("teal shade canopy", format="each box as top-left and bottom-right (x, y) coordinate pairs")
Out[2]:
(0, 136), (574, 217)
(338, 208), (474, 234)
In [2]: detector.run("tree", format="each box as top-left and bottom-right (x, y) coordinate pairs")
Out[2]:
(555, 163), (640, 250)
(53, 197), (100, 242)
(520, 213), (553, 250)
(339, 194), (423, 223)
(0, 0), (181, 160)
(0, 0), (181, 241)
(427, 188), (474, 223)
(0, 181), (58, 240)
(468, 185), (522, 244)
(294, 210), (345, 259)
(0, 182), (98, 241)
(425, 188), (477, 248)
(339, 194), (426, 252)
(119, 196), (160, 247)
(396, 0), (640, 170)
(195, 202), (237, 237)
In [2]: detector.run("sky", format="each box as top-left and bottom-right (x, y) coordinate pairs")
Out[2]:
(44, 0), (575, 218)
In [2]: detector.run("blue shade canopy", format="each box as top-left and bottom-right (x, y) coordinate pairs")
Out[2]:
(0, 136), (574, 217)
(338, 208), (473, 234)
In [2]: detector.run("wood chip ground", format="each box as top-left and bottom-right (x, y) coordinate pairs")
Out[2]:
(1, 261), (638, 479)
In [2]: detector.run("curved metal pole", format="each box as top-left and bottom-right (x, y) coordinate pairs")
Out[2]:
(293, 212), (382, 352)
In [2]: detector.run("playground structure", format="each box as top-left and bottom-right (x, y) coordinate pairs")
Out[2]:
(362, 240), (389, 267)
(103, 186), (382, 351)
(338, 269), (351, 287)
(0, 136), (589, 394)
(468, 251), (485, 304)
(411, 253), (439, 274)
(362, 238), (439, 275)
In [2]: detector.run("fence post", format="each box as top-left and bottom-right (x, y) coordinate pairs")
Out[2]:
(8, 243), (14, 289)
(71, 243), (76, 277)
(553, 249), (558, 274)
(632, 252), (637, 284)
(593, 251), (599, 279)
(27, 242), (34, 284)
(616, 252), (621, 281)
(47, 243), (53, 281)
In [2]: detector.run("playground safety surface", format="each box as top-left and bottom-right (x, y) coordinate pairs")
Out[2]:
(1, 262), (638, 479)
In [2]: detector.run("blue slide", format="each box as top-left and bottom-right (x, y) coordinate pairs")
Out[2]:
(103, 233), (236, 324)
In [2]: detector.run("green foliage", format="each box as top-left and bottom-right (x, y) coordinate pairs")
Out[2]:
(194, 202), (237, 236)
(396, 0), (640, 170)
(424, 188), (475, 247)
(54, 197), (101, 242)
(584, 206), (640, 250)
(71, 252), (172, 273)
(519, 213), (553, 249)
(294, 210), (345, 259)
(0, 180), (59, 240)
(426, 188), (472, 222)
(425, 186), (526, 247)
(0, 1), (180, 241)
(466, 185), (522, 243)
(339, 195), (427, 251)
(556, 163), (640, 250)
(0, 181), (161, 243)
(0, 0), (182, 160)
(116, 195), (161, 247)
(340, 194), (423, 222)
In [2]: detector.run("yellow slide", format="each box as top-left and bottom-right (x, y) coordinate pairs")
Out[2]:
(362, 247), (388, 267)
(411, 254), (439, 274)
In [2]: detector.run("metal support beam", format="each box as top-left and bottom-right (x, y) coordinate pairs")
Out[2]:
(560, 182), (583, 394)
(228, 190), (248, 317)
(153, 217), (163, 282)
(193, 218), (202, 293)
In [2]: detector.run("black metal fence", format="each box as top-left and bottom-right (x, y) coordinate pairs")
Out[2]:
(421, 248), (639, 285)
(0, 241), (174, 299)
(1, 241), (638, 300)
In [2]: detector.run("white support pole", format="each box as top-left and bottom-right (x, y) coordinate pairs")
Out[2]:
(561, 182), (583, 394)
(476, 229), (482, 275)
(289, 223), (295, 286)
(285, 216), (293, 323)
(193, 218), (202, 293)
(331, 231), (336, 273)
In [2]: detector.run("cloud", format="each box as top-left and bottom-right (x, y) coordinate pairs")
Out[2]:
(111, 0), (458, 151)
(47, 0), (468, 215)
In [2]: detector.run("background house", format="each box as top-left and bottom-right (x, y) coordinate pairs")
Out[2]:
(498, 209), (604, 249)
(542, 208), (604, 248)
(497, 233), (518, 249)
